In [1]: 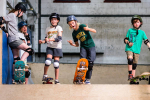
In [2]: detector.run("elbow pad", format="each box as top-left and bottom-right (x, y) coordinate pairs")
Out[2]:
(124, 37), (129, 44)
(144, 39), (149, 45)
(54, 36), (62, 42)
(25, 34), (30, 41)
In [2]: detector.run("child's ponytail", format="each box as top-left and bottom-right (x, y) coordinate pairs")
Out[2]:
(8, 9), (16, 14)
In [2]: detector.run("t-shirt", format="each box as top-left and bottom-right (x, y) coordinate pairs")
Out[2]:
(4, 13), (20, 43)
(72, 24), (95, 49)
(125, 28), (148, 54)
(45, 25), (63, 49)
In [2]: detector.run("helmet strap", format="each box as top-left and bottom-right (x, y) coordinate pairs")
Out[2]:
(17, 10), (21, 17)
(133, 24), (141, 35)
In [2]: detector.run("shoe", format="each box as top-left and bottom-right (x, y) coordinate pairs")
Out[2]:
(55, 80), (60, 84)
(42, 75), (48, 81)
(128, 74), (133, 80)
(85, 79), (91, 84)
(130, 81), (139, 84)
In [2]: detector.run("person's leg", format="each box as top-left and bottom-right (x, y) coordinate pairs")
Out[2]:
(12, 49), (20, 79)
(54, 57), (60, 81)
(43, 47), (53, 80)
(25, 69), (30, 84)
(17, 43), (34, 61)
(80, 48), (87, 59)
(132, 53), (139, 77)
(44, 54), (52, 75)
(86, 47), (96, 81)
(53, 48), (63, 84)
(126, 51), (133, 79)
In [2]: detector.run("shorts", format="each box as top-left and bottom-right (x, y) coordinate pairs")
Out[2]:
(46, 47), (63, 58)
(80, 46), (96, 62)
(126, 51), (139, 64)
(9, 40), (24, 49)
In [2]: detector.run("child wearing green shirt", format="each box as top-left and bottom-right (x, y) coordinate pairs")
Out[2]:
(67, 15), (96, 84)
(124, 15), (150, 84)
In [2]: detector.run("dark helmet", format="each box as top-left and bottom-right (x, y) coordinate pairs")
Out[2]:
(131, 15), (142, 24)
(18, 21), (27, 29)
(15, 3), (26, 13)
(67, 15), (77, 24)
(49, 13), (60, 21)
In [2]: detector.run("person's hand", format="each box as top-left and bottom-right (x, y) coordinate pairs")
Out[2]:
(6, 33), (8, 37)
(128, 42), (133, 47)
(67, 40), (73, 45)
(24, 32), (28, 36)
(39, 40), (43, 44)
(45, 38), (48, 42)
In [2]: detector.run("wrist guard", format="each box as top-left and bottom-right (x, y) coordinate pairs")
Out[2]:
(124, 37), (129, 44)
(1, 26), (8, 33)
(25, 34), (30, 41)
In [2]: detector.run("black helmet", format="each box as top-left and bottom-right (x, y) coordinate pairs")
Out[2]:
(15, 3), (26, 13)
(49, 13), (60, 21)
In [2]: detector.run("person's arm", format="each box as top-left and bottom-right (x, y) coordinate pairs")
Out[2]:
(144, 39), (150, 50)
(0, 24), (8, 37)
(124, 37), (133, 47)
(67, 40), (79, 47)
(83, 24), (96, 33)
(39, 39), (45, 44)
(24, 33), (31, 45)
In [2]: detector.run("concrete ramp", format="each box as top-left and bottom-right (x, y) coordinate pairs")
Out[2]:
(0, 84), (150, 100)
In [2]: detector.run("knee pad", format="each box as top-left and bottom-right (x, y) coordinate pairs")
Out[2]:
(128, 58), (133, 65)
(25, 48), (34, 55)
(13, 57), (20, 64)
(88, 61), (94, 70)
(25, 71), (30, 78)
(54, 60), (59, 69)
(45, 58), (52, 66)
(132, 63), (137, 70)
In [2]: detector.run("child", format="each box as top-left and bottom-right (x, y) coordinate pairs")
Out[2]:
(67, 15), (96, 84)
(0, 3), (34, 83)
(18, 21), (31, 84)
(124, 15), (150, 84)
(39, 13), (63, 84)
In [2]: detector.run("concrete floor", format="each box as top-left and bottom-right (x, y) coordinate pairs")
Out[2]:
(0, 84), (150, 100)
(29, 63), (150, 84)
(0, 63), (150, 100)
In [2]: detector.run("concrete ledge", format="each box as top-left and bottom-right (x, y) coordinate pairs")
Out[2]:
(0, 84), (150, 100)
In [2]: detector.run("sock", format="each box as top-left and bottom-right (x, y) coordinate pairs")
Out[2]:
(43, 75), (48, 77)
(55, 79), (58, 82)
(129, 71), (132, 74)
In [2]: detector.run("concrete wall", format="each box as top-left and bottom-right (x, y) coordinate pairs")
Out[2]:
(29, 0), (150, 64)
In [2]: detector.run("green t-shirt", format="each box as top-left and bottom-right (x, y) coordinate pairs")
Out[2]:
(72, 24), (95, 49)
(125, 28), (148, 54)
